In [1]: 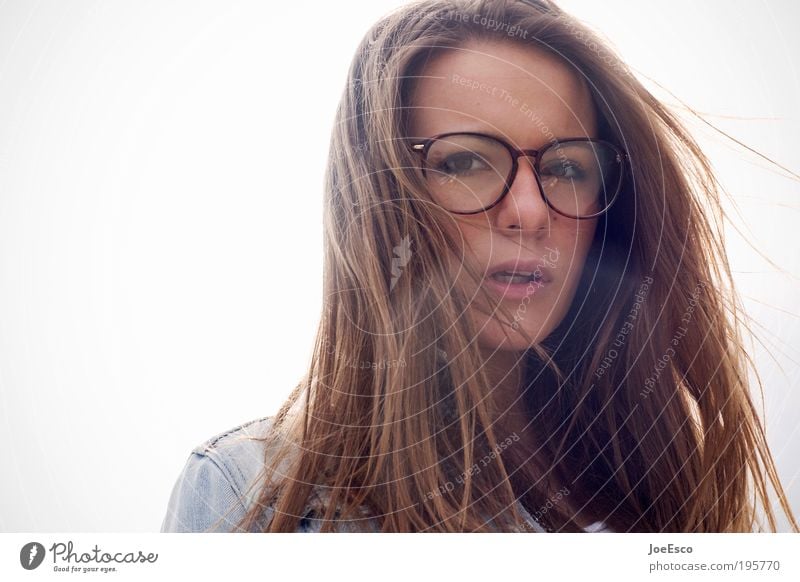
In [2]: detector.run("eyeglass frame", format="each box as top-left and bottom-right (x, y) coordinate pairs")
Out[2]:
(408, 131), (628, 219)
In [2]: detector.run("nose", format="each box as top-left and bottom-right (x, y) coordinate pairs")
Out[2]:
(494, 155), (551, 232)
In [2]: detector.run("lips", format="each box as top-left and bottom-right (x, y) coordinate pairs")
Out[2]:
(485, 259), (553, 284)
(491, 271), (541, 284)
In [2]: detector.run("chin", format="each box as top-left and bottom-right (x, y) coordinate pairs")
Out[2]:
(474, 312), (553, 351)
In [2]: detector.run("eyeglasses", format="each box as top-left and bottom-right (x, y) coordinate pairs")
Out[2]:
(409, 132), (627, 219)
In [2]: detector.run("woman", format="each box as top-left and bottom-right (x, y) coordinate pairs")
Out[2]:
(161, 0), (797, 533)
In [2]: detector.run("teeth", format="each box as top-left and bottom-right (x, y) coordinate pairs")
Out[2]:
(493, 272), (537, 284)
(500, 270), (534, 276)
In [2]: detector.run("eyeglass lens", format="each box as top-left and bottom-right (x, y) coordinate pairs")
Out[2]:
(423, 134), (622, 217)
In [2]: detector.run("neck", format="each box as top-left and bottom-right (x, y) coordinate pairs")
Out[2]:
(479, 348), (530, 440)
(479, 348), (597, 530)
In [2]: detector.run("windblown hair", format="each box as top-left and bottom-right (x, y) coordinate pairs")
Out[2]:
(234, 0), (797, 532)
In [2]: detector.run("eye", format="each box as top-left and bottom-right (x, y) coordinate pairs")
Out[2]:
(539, 159), (586, 181)
(432, 151), (491, 176)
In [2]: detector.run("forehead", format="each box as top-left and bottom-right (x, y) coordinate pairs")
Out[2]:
(408, 40), (597, 146)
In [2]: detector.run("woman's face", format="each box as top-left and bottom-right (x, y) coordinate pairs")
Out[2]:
(409, 39), (599, 352)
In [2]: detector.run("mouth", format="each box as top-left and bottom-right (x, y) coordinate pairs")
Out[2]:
(486, 259), (553, 283)
(488, 270), (544, 285)
(483, 259), (553, 300)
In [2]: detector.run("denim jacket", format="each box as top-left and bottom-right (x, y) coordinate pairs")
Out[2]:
(160, 416), (611, 533)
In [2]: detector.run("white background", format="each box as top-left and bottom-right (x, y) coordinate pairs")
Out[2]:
(0, 0), (797, 532)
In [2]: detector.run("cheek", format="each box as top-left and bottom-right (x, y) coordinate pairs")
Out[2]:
(554, 221), (597, 290)
(577, 222), (598, 262)
(443, 217), (490, 273)
(558, 218), (596, 256)
(449, 216), (486, 247)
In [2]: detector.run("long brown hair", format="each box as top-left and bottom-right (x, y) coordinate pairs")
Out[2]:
(234, 0), (797, 532)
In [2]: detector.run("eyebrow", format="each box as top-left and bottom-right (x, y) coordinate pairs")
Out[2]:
(410, 129), (589, 147)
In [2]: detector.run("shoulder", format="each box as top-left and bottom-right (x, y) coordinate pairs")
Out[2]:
(160, 416), (277, 532)
(160, 415), (380, 533)
(162, 417), (610, 533)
